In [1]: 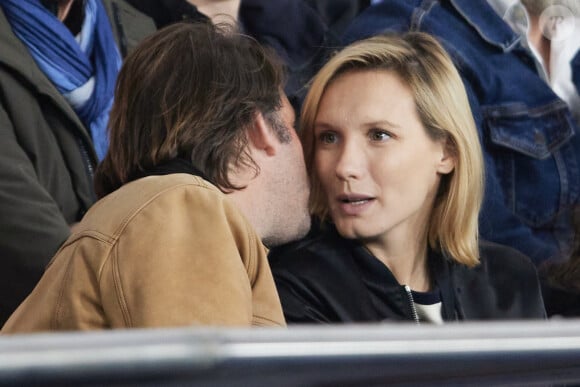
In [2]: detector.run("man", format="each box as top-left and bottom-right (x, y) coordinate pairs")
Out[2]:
(0, 0), (122, 325)
(343, 0), (580, 265)
(2, 21), (310, 332)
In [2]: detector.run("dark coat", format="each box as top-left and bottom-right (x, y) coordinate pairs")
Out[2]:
(0, 7), (97, 324)
(269, 225), (547, 323)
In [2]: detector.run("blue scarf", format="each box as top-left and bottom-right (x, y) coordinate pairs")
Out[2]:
(0, 0), (121, 160)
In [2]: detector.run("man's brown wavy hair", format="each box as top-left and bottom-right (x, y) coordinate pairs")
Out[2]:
(95, 21), (286, 198)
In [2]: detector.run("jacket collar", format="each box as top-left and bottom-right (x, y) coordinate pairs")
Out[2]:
(486, 0), (520, 18)
(334, 225), (461, 321)
(428, 247), (462, 320)
(450, 0), (521, 51)
(129, 158), (210, 184)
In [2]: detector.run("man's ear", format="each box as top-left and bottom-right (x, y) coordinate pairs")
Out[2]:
(247, 111), (279, 157)
(436, 138), (456, 175)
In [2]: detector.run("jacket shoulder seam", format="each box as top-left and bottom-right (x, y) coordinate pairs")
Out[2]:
(110, 242), (132, 327)
(111, 180), (218, 241)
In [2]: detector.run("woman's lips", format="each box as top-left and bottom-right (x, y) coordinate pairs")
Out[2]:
(335, 194), (375, 216)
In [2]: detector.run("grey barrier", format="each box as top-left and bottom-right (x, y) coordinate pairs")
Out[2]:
(1, 319), (580, 386)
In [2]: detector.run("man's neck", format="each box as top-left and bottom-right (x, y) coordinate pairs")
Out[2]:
(224, 168), (267, 242)
(527, 11), (552, 76)
(56, 0), (83, 35)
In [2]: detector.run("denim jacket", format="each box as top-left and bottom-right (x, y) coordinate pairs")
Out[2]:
(344, 0), (580, 265)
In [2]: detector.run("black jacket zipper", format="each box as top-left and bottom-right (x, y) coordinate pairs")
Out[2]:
(404, 285), (420, 325)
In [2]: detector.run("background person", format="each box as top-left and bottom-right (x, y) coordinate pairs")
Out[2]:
(487, 0), (580, 123)
(541, 205), (580, 317)
(0, 0), (121, 325)
(121, 0), (371, 112)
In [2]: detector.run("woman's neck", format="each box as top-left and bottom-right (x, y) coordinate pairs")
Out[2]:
(364, 232), (431, 292)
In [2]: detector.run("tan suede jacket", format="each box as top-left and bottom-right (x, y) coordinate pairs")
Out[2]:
(2, 174), (285, 332)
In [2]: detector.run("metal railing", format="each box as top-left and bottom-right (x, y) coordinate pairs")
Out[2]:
(1, 319), (580, 386)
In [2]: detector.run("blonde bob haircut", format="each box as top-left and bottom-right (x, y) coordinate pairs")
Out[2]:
(300, 32), (484, 267)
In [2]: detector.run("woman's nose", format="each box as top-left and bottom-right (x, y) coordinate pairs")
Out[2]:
(335, 140), (365, 181)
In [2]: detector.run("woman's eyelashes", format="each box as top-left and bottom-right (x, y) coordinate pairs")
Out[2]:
(318, 130), (339, 145)
(368, 128), (392, 142)
(316, 127), (393, 146)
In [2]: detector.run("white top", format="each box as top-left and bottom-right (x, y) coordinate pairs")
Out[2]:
(415, 302), (444, 325)
(487, 0), (580, 123)
(411, 288), (444, 324)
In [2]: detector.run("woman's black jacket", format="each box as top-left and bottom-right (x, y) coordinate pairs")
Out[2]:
(268, 226), (547, 323)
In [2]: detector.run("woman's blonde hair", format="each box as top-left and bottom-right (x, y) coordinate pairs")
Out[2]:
(301, 32), (484, 267)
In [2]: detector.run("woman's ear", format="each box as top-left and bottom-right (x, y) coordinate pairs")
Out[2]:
(436, 138), (456, 175)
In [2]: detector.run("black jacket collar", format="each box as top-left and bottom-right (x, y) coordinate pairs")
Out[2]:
(269, 222), (546, 323)
(129, 158), (210, 183)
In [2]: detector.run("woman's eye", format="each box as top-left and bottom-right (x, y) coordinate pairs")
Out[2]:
(319, 132), (338, 144)
(370, 130), (391, 142)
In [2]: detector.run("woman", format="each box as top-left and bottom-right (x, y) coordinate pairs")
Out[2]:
(268, 32), (546, 323)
